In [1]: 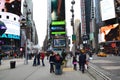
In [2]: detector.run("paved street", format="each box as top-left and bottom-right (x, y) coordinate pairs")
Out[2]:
(90, 54), (120, 80)
(0, 57), (93, 80)
(1, 54), (119, 80)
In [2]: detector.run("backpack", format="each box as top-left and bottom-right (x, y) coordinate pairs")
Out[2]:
(55, 55), (60, 61)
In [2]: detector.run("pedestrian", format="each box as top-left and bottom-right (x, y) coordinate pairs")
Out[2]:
(54, 53), (63, 75)
(0, 53), (2, 65)
(61, 50), (67, 60)
(88, 50), (93, 60)
(33, 53), (37, 66)
(37, 52), (40, 65)
(72, 56), (77, 70)
(78, 49), (86, 73)
(40, 51), (45, 66)
(46, 52), (49, 60)
(49, 52), (55, 73)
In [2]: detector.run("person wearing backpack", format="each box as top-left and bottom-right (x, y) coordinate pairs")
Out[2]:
(54, 53), (63, 75)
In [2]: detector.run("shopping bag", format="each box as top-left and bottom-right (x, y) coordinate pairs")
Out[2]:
(85, 64), (88, 70)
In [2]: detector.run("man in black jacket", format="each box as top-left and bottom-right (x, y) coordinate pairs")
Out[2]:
(78, 49), (86, 73)
(49, 52), (55, 73)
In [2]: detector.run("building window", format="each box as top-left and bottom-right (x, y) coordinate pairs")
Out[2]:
(2, 9), (4, 12)
(14, 17), (16, 21)
(6, 16), (9, 19)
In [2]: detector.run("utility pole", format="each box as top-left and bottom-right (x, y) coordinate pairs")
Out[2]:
(70, 0), (76, 56)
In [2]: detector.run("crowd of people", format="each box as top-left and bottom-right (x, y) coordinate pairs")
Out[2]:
(32, 50), (64, 75)
(48, 49), (92, 74)
(49, 51), (63, 74)
(32, 50), (45, 66)
(0, 48), (92, 75)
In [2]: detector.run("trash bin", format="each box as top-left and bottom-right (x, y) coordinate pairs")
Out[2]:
(10, 61), (16, 69)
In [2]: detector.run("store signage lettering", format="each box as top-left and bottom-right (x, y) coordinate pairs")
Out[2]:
(0, 34), (20, 39)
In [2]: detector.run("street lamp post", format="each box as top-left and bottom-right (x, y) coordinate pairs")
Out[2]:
(20, 1), (32, 65)
(20, 17), (28, 65)
(70, 0), (75, 56)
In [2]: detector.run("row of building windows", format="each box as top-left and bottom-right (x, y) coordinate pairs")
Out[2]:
(0, 14), (19, 22)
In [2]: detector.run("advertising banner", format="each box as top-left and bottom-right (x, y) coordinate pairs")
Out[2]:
(100, 0), (116, 21)
(51, 0), (65, 21)
(53, 38), (66, 48)
(0, 0), (21, 39)
(99, 23), (120, 43)
(0, 0), (21, 16)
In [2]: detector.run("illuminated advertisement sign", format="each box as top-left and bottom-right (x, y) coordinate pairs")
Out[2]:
(51, 26), (65, 31)
(50, 25), (66, 35)
(0, 0), (21, 16)
(0, 0), (21, 39)
(51, 31), (66, 35)
(98, 23), (120, 43)
(51, 21), (66, 25)
(100, 0), (116, 21)
(0, 12), (20, 39)
(51, 0), (65, 21)
(0, 34), (20, 39)
(53, 38), (66, 48)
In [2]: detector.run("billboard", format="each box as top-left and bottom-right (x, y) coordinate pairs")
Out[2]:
(51, 0), (65, 21)
(100, 0), (116, 21)
(98, 23), (120, 43)
(0, 0), (21, 39)
(0, 0), (21, 16)
(53, 38), (66, 48)
(50, 25), (66, 35)
(0, 12), (20, 39)
(50, 21), (66, 36)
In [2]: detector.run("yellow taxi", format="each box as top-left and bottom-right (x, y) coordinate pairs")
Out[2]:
(97, 52), (107, 57)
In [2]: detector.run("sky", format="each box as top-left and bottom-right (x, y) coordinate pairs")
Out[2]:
(32, 0), (80, 48)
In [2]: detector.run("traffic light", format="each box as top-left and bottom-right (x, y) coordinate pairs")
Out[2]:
(72, 34), (76, 41)
(82, 34), (89, 41)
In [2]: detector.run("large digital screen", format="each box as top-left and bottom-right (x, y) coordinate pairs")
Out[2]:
(51, 0), (65, 21)
(50, 26), (65, 31)
(100, 0), (116, 21)
(0, 0), (21, 39)
(53, 38), (66, 48)
(98, 23), (120, 43)
(0, 12), (20, 39)
(0, 0), (21, 16)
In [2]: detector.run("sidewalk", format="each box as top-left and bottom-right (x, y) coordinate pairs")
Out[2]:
(0, 57), (94, 80)
(0, 58), (26, 70)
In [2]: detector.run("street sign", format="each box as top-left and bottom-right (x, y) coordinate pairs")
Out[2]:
(72, 34), (76, 41)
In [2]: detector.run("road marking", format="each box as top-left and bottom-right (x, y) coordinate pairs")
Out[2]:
(91, 60), (115, 63)
(63, 67), (74, 71)
(101, 66), (120, 70)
